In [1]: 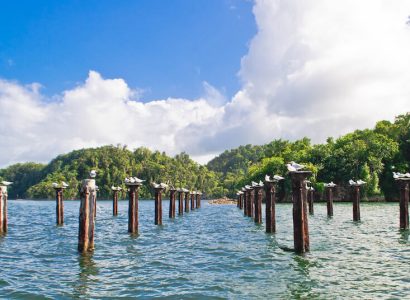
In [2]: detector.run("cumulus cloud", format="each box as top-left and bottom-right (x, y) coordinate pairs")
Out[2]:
(1, 0), (410, 166)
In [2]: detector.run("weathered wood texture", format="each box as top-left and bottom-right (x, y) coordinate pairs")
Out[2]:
(264, 182), (276, 233)
(190, 193), (195, 210)
(55, 188), (64, 225)
(239, 194), (243, 210)
(113, 190), (119, 216)
(243, 191), (247, 216)
(326, 187), (334, 217)
(290, 171), (311, 254)
(184, 192), (190, 213)
(128, 185), (140, 234)
(0, 186), (8, 234)
(352, 186), (361, 221)
(247, 189), (254, 218)
(169, 189), (176, 218)
(196, 193), (201, 208)
(178, 191), (184, 215)
(308, 189), (314, 215)
(399, 181), (409, 230)
(254, 187), (263, 224)
(154, 188), (163, 225)
(78, 179), (97, 253)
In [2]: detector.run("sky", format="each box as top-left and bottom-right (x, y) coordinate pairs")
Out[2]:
(1, 0), (410, 167)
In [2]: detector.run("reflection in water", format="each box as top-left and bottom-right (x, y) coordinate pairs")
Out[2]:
(399, 229), (409, 244)
(73, 253), (99, 299)
(287, 254), (318, 298)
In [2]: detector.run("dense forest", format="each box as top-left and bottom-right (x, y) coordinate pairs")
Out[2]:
(0, 113), (409, 200)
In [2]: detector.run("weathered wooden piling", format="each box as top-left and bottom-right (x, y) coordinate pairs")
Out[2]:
(169, 187), (177, 218)
(308, 187), (314, 215)
(78, 178), (97, 253)
(154, 186), (164, 225)
(0, 183), (10, 234)
(178, 189), (184, 215)
(239, 192), (243, 210)
(245, 186), (253, 217)
(324, 183), (336, 217)
(196, 192), (201, 208)
(253, 184), (263, 224)
(397, 179), (410, 230)
(55, 188), (64, 225)
(264, 181), (276, 233)
(125, 178), (144, 234)
(111, 186), (122, 216)
(290, 171), (311, 253)
(184, 190), (190, 213)
(190, 192), (195, 210)
(351, 185), (361, 222)
(243, 188), (247, 216)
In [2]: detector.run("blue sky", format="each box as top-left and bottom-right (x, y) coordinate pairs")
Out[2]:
(0, 0), (256, 101)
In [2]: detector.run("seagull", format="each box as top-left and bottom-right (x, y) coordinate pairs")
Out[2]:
(245, 185), (252, 190)
(324, 181), (336, 188)
(61, 181), (69, 188)
(258, 180), (264, 186)
(241, 187), (246, 192)
(273, 175), (284, 181)
(265, 174), (271, 182)
(133, 177), (145, 184)
(357, 180), (366, 185)
(404, 173), (410, 178)
(1, 181), (12, 186)
(251, 181), (258, 187)
(288, 161), (304, 171)
(393, 172), (400, 179)
(111, 186), (122, 191)
(349, 179), (356, 186)
(52, 182), (59, 188)
(90, 170), (97, 178)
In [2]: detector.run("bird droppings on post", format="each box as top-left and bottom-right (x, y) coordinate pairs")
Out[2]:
(324, 182), (337, 218)
(288, 162), (311, 254)
(252, 181), (264, 224)
(264, 174), (284, 233)
(0, 181), (12, 234)
(125, 176), (144, 235)
(349, 179), (366, 222)
(111, 186), (122, 216)
(152, 182), (168, 225)
(169, 186), (177, 218)
(78, 171), (97, 253)
(52, 181), (68, 226)
(393, 172), (410, 230)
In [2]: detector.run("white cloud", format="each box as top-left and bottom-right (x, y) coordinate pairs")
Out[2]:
(1, 0), (410, 166)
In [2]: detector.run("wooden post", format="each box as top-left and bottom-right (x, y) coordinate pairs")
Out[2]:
(0, 185), (8, 234)
(178, 190), (184, 215)
(55, 188), (64, 225)
(78, 179), (97, 253)
(190, 192), (195, 210)
(398, 180), (409, 230)
(264, 182), (276, 233)
(196, 192), (201, 209)
(247, 188), (254, 217)
(239, 193), (243, 210)
(308, 188), (314, 215)
(127, 184), (141, 234)
(169, 188), (176, 218)
(326, 187), (334, 217)
(290, 171), (311, 253)
(112, 188), (121, 216)
(243, 189), (247, 216)
(184, 191), (190, 213)
(352, 185), (361, 221)
(154, 187), (164, 225)
(254, 186), (263, 224)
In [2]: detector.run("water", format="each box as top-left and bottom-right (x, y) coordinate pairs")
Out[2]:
(0, 200), (410, 299)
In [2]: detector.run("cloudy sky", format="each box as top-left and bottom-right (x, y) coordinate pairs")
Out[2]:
(1, 0), (410, 167)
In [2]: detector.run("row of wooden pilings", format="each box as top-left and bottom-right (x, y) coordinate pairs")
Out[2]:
(0, 176), (203, 253)
(237, 172), (410, 254)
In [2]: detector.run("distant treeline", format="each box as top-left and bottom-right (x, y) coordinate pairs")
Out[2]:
(1, 113), (409, 200)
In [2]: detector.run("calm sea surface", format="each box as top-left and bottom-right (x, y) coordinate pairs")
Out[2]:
(0, 200), (409, 299)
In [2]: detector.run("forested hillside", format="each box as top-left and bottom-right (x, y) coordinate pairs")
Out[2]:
(207, 113), (410, 200)
(0, 146), (225, 199)
(1, 113), (409, 200)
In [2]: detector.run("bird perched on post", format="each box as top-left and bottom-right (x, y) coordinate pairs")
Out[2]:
(1, 181), (12, 186)
(90, 170), (97, 178)
(286, 161), (304, 172)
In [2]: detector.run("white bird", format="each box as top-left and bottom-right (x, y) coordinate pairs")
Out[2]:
(90, 170), (97, 178)
(287, 164), (297, 172)
(245, 185), (252, 190)
(404, 173), (410, 178)
(133, 177), (145, 184)
(288, 161), (304, 171)
(251, 181), (258, 187)
(349, 179), (356, 186)
(265, 174), (271, 182)
(324, 181), (336, 188)
(273, 175), (284, 181)
(1, 181), (13, 186)
(61, 181), (69, 188)
(52, 182), (59, 188)
(111, 186), (122, 191)
(258, 180), (264, 186)
(241, 187), (246, 192)
(393, 172), (400, 179)
(357, 180), (366, 185)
